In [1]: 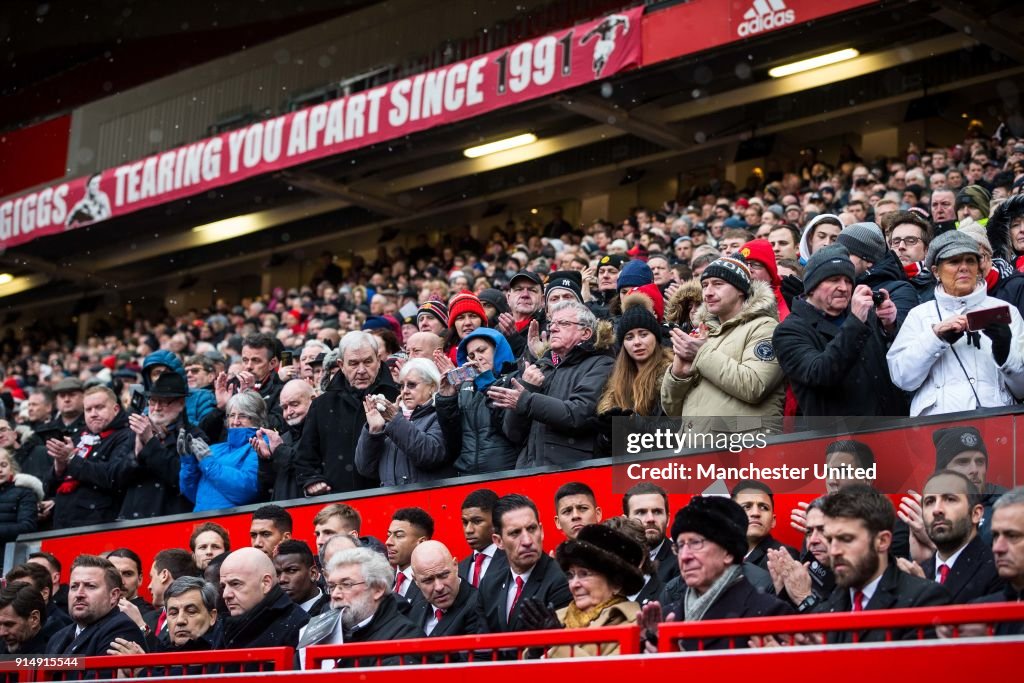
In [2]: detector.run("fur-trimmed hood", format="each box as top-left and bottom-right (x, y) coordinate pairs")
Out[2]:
(987, 194), (1024, 261)
(13, 473), (44, 501)
(665, 279), (704, 329)
(692, 279), (780, 332)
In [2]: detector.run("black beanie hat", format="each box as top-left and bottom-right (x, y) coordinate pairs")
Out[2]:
(700, 254), (752, 297)
(617, 292), (662, 347)
(933, 426), (988, 470)
(670, 496), (748, 562)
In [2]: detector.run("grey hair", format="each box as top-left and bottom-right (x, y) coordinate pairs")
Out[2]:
(163, 576), (219, 612)
(399, 358), (440, 388)
(326, 547), (393, 592)
(993, 486), (1024, 511)
(226, 390), (268, 427)
(549, 300), (597, 335)
(339, 331), (380, 357)
(303, 340), (327, 354)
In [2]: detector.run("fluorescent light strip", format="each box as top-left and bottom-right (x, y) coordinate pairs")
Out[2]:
(464, 133), (538, 158)
(768, 48), (860, 78)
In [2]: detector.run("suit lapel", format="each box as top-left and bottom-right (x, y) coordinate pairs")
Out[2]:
(944, 537), (981, 600)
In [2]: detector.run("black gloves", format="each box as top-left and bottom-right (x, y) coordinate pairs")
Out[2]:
(983, 322), (1012, 366)
(517, 598), (562, 631)
(937, 327), (965, 345)
(780, 274), (803, 309)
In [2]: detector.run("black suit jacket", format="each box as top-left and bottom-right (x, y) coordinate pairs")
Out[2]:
(969, 585), (1023, 636)
(745, 535), (798, 572)
(458, 548), (509, 588)
(652, 539), (680, 585)
(813, 562), (951, 642)
(480, 553), (571, 632)
(46, 608), (148, 656)
(633, 573), (663, 607)
(671, 577), (794, 651)
(415, 582), (487, 637)
(922, 534), (1004, 605)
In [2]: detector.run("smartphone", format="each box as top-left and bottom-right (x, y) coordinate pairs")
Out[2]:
(446, 364), (479, 385)
(280, 351), (293, 367)
(966, 305), (1011, 332)
(129, 384), (147, 414)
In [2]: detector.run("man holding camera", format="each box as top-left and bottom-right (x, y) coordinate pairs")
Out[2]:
(773, 243), (908, 417)
(119, 373), (207, 520)
(837, 222), (920, 326)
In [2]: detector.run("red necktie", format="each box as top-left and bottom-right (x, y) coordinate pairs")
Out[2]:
(509, 576), (525, 618)
(434, 608), (444, 622)
(938, 564), (950, 584)
(394, 572), (406, 594)
(472, 552), (486, 588)
(852, 590), (865, 612)
(155, 609), (167, 634)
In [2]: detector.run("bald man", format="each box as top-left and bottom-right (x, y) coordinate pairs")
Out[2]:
(256, 379), (314, 500)
(405, 332), (445, 360)
(320, 534), (361, 570)
(410, 541), (486, 638)
(219, 548), (308, 649)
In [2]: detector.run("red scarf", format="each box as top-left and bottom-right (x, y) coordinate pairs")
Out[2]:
(56, 429), (116, 495)
(985, 268), (1000, 292)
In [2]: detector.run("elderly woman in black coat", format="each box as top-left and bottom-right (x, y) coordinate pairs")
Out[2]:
(0, 448), (41, 560)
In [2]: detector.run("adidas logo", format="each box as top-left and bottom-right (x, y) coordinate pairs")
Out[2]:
(737, 0), (796, 37)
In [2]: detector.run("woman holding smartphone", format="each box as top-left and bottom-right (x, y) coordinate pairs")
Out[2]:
(887, 230), (1024, 416)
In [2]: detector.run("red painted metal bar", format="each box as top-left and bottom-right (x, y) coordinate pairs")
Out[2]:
(656, 602), (1024, 651)
(119, 640), (1024, 682)
(305, 624), (640, 668)
(31, 646), (294, 681)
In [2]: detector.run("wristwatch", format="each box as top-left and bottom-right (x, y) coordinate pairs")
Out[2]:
(797, 594), (820, 613)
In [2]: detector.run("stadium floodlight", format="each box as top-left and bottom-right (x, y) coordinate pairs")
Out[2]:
(0, 274), (12, 285)
(768, 48), (860, 78)
(464, 133), (538, 159)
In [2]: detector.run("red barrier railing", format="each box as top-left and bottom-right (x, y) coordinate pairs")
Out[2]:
(656, 602), (1024, 651)
(304, 625), (640, 668)
(30, 646), (294, 681)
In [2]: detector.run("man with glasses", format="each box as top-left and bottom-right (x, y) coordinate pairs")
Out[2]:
(638, 496), (793, 651)
(488, 300), (612, 468)
(182, 355), (216, 394)
(120, 373), (205, 520)
(304, 547), (419, 668)
(884, 211), (934, 301)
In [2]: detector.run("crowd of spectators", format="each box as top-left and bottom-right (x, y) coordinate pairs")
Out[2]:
(0, 471), (1020, 665)
(0, 127), (1022, 666)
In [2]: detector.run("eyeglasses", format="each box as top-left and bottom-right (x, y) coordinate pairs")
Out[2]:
(547, 320), (586, 331)
(889, 236), (922, 247)
(400, 381), (421, 390)
(566, 568), (600, 582)
(672, 537), (707, 553)
(184, 367), (211, 374)
(327, 581), (366, 593)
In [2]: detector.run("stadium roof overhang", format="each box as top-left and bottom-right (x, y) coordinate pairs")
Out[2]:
(1, 0), (1022, 311)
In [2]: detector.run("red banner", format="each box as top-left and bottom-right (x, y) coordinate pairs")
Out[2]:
(0, 8), (643, 251)
(643, 0), (878, 67)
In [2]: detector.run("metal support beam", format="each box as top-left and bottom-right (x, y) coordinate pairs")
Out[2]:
(279, 171), (413, 218)
(554, 94), (686, 150)
(931, 2), (1024, 64)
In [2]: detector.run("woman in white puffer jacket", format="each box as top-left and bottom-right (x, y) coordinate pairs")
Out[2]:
(887, 230), (1024, 416)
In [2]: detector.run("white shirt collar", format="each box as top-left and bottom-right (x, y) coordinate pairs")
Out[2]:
(850, 571), (884, 609)
(935, 540), (970, 579)
(299, 589), (323, 612)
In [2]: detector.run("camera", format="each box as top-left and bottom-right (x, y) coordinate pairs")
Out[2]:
(871, 291), (886, 307)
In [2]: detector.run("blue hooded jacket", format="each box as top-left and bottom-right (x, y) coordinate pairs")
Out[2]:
(456, 328), (516, 391)
(143, 351), (216, 425)
(179, 427), (260, 512)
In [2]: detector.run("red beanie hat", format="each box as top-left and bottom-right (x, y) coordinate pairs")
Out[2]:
(627, 282), (665, 322)
(101, 355), (117, 370)
(739, 239), (780, 287)
(448, 291), (487, 325)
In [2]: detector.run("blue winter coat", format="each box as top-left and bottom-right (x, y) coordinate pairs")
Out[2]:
(143, 350), (217, 425)
(179, 427), (260, 512)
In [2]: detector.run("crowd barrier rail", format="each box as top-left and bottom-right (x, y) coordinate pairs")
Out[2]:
(6, 603), (1022, 681)
(656, 602), (1024, 650)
